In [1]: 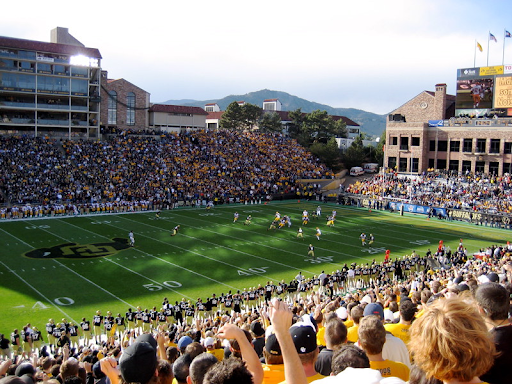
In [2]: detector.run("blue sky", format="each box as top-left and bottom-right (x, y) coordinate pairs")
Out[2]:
(2, 0), (512, 115)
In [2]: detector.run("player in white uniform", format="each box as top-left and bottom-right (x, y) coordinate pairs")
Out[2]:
(316, 227), (322, 240)
(129, 231), (135, 247)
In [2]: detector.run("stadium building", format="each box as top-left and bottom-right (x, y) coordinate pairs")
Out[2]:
(0, 27), (102, 139)
(385, 66), (512, 175)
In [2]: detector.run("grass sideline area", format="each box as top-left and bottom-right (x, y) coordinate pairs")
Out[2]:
(0, 201), (508, 334)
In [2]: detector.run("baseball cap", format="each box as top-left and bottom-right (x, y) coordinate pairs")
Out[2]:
(290, 325), (317, 354)
(15, 364), (35, 377)
(487, 272), (499, 283)
(204, 337), (215, 348)
(250, 321), (265, 337)
(137, 333), (157, 350)
(178, 335), (193, 350)
(265, 333), (282, 356)
(363, 303), (384, 320)
(119, 340), (157, 384)
(336, 306), (348, 320)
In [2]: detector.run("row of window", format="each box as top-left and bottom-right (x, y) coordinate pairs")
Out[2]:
(0, 73), (89, 95)
(107, 91), (135, 126)
(388, 156), (512, 174)
(0, 58), (90, 77)
(389, 136), (512, 154)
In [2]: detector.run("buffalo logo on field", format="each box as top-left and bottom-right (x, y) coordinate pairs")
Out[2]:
(24, 238), (130, 259)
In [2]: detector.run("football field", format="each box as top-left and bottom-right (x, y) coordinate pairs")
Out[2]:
(0, 201), (508, 333)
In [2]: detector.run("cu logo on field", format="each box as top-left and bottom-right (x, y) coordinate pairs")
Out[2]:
(24, 238), (131, 259)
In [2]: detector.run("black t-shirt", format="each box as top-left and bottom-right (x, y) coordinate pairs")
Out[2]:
(314, 348), (334, 376)
(481, 324), (512, 384)
(0, 337), (10, 349)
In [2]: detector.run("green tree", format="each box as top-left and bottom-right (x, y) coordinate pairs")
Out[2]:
(374, 130), (386, 165)
(258, 112), (283, 133)
(309, 137), (342, 171)
(334, 119), (348, 138)
(220, 101), (244, 129)
(303, 110), (337, 143)
(241, 103), (262, 130)
(342, 136), (366, 169)
(287, 108), (304, 138)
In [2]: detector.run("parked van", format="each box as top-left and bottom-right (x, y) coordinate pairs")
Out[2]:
(363, 163), (379, 173)
(349, 166), (364, 176)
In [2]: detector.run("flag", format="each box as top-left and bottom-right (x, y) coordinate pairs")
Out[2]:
(477, 42), (483, 52)
(490, 32), (497, 42)
(506, 30), (512, 38)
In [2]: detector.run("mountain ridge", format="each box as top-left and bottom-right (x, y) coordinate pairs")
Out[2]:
(159, 89), (386, 137)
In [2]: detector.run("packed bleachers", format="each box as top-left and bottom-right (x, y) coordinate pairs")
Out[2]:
(0, 131), (333, 218)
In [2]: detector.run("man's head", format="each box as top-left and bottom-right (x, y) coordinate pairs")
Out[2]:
(331, 344), (370, 375)
(290, 325), (318, 366)
(358, 315), (386, 356)
(173, 354), (193, 384)
(324, 317), (347, 349)
(203, 359), (252, 384)
(119, 335), (158, 384)
(399, 299), (418, 322)
(475, 282), (510, 321)
(188, 353), (218, 384)
(263, 333), (282, 365)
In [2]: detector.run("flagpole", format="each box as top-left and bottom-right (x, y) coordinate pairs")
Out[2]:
(487, 31), (490, 66)
(504, 29), (507, 66)
(474, 39), (477, 67)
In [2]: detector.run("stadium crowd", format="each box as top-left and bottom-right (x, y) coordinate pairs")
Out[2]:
(345, 171), (512, 215)
(0, 131), (332, 218)
(1, 240), (512, 384)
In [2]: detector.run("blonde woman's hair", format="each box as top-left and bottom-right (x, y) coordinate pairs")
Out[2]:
(409, 297), (496, 382)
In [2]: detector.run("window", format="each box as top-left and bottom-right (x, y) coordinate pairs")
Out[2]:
(505, 142), (512, 154)
(428, 159), (435, 169)
(205, 106), (214, 112)
(70, 78), (86, 95)
(108, 91), (117, 125)
(463, 138), (472, 152)
(490, 139), (500, 154)
(391, 136), (397, 146)
(399, 158), (407, 172)
(400, 137), (409, 150)
(263, 102), (275, 111)
(489, 162), (499, 175)
(476, 139), (486, 153)
(429, 140), (436, 151)
(449, 160), (459, 171)
(462, 160), (472, 173)
(437, 159), (446, 170)
(504, 163), (512, 174)
(126, 92), (135, 126)
(475, 161), (485, 173)
(388, 157), (397, 169)
(450, 140), (460, 152)
(438, 140), (447, 152)
(411, 158), (419, 173)
(411, 137), (420, 146)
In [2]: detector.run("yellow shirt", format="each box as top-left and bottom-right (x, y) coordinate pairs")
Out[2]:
(207, 348), (224, 361)
(346, 325), (359, 343)
(262, 363), (285, 384)
(384, 322), (411, 345)
(343, 319), (354, 328)
(370, 359), (410, 381)
(278, 372), (325, 384)
(316, 326), (326, 346)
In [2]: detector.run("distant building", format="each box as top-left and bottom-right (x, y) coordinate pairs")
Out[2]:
(262, 98), (282, 111)
(149, 104), (208, 132)
(100, 71), (150, 132)
(385, 82), (512, 175)
(0, 27), (102, 139)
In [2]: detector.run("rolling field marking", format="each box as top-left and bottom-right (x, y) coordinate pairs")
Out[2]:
(15, 221), (140, 308)
(0, 260), (78, 322)
(58, 219), (240, 292)
(0, 227), (78, 322)
(52, 260), (136, 308)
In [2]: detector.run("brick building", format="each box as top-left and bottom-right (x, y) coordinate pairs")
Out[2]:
(385, 83), (512, 175)
(100, 71), (150, 132)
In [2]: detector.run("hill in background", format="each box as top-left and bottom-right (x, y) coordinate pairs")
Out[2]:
(160, 89), (386, 137)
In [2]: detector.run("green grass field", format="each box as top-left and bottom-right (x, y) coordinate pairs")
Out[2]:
(0, 201), (508, 334)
